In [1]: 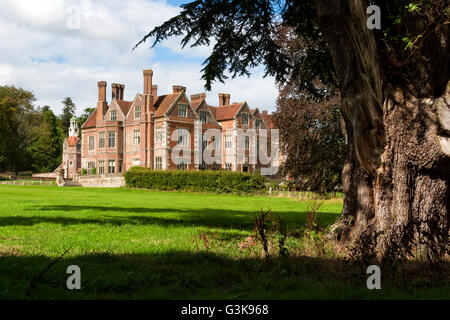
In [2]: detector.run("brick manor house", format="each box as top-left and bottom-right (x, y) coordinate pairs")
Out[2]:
(62, 68), (280, 178)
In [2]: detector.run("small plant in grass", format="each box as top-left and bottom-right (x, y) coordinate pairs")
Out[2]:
(253, 209), (289, 258)
(302, 201), (328, 257)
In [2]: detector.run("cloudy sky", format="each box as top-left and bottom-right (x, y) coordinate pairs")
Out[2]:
(0, 0), (278, 116)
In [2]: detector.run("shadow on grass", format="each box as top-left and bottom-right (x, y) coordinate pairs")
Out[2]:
(0, 250), (448, 300)
(0, 205), (338, 230)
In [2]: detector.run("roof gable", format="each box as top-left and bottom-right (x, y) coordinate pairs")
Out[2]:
(153, 92), (182, 118)
(81, 109), (97, 129)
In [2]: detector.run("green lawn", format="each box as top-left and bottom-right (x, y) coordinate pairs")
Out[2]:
(0, 185), (448, 299)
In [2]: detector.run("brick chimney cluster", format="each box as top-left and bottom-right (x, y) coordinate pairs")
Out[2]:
(218, 93), (230, 107)
(111, 83), (125, 100)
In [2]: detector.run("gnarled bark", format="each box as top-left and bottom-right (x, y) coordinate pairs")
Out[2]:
(317, 0), (450, 258)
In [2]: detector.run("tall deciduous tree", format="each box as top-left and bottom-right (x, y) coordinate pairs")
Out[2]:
(136, 0), (450, 258)
(0, 86), (36, 174)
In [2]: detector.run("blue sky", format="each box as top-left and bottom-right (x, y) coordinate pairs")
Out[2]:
(0, 0), (278, 116)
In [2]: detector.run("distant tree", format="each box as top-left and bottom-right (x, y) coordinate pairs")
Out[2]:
(273, 90), (345, 193)
(60, 97), (76, 137)
(29, 107), (63, 172)
(0, 86), (36, 174)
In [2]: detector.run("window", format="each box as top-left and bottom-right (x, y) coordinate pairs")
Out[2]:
(98, 160), (105, 174)
(242, 113), (249, 125)
(200, 111), (207, 123)
(110, 110), (117, 121)
(225, 135), (232, 149)
(135, 106), (141, 119)
(155, 127), (163, 142)
(108, 131), (116, 148)
(88, 136), (94, 151)
(133, 159), (140, 166)
(241, 136), (249, 149)
(176, 158), (188, 170)
(99, 132), (105, 148)
(108, 160), (115, 173)
(178, 104), (187, 117)
(255, 119), (261, 129)
(87, 162), (95, 174)
(226, 163), (232, 170)
(133, 129), (140, 145)
(155, 157), (162, 170)
(211, 136), (218, 149)
(177, 128), (189, 146)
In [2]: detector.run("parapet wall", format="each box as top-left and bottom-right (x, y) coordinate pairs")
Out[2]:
(75, 173), (125, 188)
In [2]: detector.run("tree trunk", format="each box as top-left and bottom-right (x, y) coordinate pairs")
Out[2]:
(317, 0), (450, 259)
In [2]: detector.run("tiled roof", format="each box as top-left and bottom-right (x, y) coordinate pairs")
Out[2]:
(82, 109), (97, 129)
(212, 103), (243, 121)
(117, 100), (132, 116)
(67, 136), (79, 146)
(191, 100), (203, 110)
(262, 113), (274, 129)
(153, 92), (181, 118)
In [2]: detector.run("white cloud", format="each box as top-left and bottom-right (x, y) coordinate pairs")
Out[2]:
(0, 0), (278, 116)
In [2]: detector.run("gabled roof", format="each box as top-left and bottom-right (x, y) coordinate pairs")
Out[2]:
(210, 103), (244, 121)
(153, 92), (182, 118)
(117, 100), (133, 117)
(82, 109), (97, 129)
(262, 113), (274, 129)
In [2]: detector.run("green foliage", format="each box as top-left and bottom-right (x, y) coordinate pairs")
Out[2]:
(0, 86), (36, 173)
(60, 97), (76, 137)
(81, 168), (87, 175)
(91, 167), (97, 175)
(125, 167), (266, 193)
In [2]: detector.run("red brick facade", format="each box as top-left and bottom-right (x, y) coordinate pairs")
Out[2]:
(78, 68), (281, 176)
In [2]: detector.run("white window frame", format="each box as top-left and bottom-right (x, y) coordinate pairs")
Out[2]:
(108, 131), (116, 148)
(110, 110), (117, 121)
(88, 136), (94, 151)
(155, 127), (163, 142)
(178, 104), (187, 117)
(135, 105), (141, 119)
(99, 131), (105, 148)
(133, 129), (140, 145)
(155, 157), (162, 170)
(242, 113), (249, 125)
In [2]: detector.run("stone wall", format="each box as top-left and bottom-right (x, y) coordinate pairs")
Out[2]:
(75, 173), (125, 188)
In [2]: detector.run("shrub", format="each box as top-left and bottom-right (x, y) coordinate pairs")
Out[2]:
(81, 168), (87, 175)
(124, 167), (266, 194)
(92, 167), (97, 175)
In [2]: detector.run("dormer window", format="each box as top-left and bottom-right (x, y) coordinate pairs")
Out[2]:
(255, 119), (261, 129)
(242, 113), (249, 125)
(135, 106), (141, 119)
(200, 111), (207, 123)
(110, 110), (117, 121)
(178, 104), (187, 117)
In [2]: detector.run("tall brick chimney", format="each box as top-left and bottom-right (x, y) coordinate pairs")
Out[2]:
(191, 93), (206, 105)
(152, 85), (158, 100)
(97, 81), (107, 122)
(119, 84), (125, 100)
(173, 85), (186, 93)
(218, 93), (230, 107)
(111, 83), (118, 100)
(143, 69), (154, 113)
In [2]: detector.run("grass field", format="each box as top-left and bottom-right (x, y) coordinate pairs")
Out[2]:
(0, 185), (448, 299)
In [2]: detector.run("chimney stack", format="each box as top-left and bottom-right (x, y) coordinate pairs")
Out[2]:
(152, 85), (158, 99)
(97, 81), (107, 122)
(143, 69), (153, 95)
(190, 93), (206, 104)
(173, 85), (186, 94)
(119, 84), (125, 100)
(111, 83), (118, 100)
(143, 69), (154, 113)
(218, 93), (230, 107)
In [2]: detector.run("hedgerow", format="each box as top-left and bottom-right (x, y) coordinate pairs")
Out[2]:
(124, 167), (266, 193)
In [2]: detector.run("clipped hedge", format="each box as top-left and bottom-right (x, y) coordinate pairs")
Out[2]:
(124, 167), (266, 193)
